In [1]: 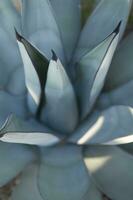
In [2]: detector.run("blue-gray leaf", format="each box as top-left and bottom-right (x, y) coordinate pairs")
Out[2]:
(70, 105), (133, 145)
(41, 53), (79, 134)
(50, 0), (81, 62)
(105, 32), (133, 90)
(0, 28), (21, 87)
(0, 142), (35, 187)
(16, 31), (49, 114)
(38, 145), (90, 200)
(11, 164), (44, 200)
(84, 145), (133, 200)
(75, 0), (132, 60)
(0, 0), (21, 39)
(0, 91), (28, 127)
(21, 0), (65, 63)
(0, 115), (60, 146)
(76, 25), (120, 119)
(97, 79), (133, 110)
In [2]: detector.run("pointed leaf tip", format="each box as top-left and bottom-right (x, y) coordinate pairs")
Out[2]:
(0, 115), (60, 146)
(77, 23), (120, 119)
(51, 50), (58, 61)
(114, 21), (122, 34)
(0, 114), (12, 134)
(15, 29), (23, 42)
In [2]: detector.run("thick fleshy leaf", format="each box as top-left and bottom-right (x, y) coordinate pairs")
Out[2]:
(16, 31), (49, 114)
(21, 0), (65, 62)
(70, 105), (133, 145)
(84, 145), (133, 200)
(11, 164), (103, 200)
(38, 145), (90, 200)
(0, 0), (21, 38)
(97, 79), (133, 110)
(0, 142), (35, 187)
(0, 91), (28, 127)
(0, 115), (60, 146)
(75, 0), (132, 59)
(7, 66), (26, 95)
(86, 181), (103, 200)
(0, 132), (60, 146)
(105, 32), (133, 90)
(50, 0), (81, 62)
(76, 24), (120, 119)
(41, 53), (79, 134)
(0, 28), (21, 87)
(11, 164), (44, 200)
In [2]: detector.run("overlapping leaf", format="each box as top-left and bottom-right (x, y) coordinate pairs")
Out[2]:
(105, 32), (133, 90)
(0, 115), (60, 146)
(75, 0), (132, 60)
(0, 142), (35, 187)
(38, 145), (90, 200)
(84, 146), (133, 200)
(41, 52), (79, 134)
(16, 31), (49, 114)
(21, 0), (65, 62)
(76, 24), (120, 119)
(0, 0), (21, 38)
(70, 105), (133, 145)
(51, 0), (81, 62)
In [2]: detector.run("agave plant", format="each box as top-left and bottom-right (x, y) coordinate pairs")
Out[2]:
(0, 0), (133, 200)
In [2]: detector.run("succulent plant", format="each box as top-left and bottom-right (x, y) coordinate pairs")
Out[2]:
(0, 0), (133, 200)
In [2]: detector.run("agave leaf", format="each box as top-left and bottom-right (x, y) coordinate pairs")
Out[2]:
(76, 24), (120, 119)
(70, 105), (133, 145)
(86, 181), (103, 200)
(97, 79), (133, 110)
(105, 32), (133, 90)
(0, 91), (28, 127)
(21, 0), (65, 63)
(0, 0), (21, 38)
(11, 164), (102, 200)
(75, 0), (132, 60)
(0, 115), (60, 146)
(50, 0), (81, 62)
(0, 142), (35, 187)
(0, 28), (21, 87)
(38, 145), (90, 200)
(16, 31), (49, 114)
(41, 52), (79, 134)
(11, 164), (44, 200)
(7, 66), (26, 95)
(0, 132), (60, 146)
(84, 145), (133, 200)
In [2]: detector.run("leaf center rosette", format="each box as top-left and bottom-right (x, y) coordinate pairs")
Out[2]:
(0, 0), (133, 200)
